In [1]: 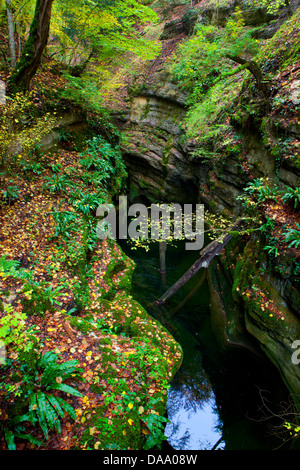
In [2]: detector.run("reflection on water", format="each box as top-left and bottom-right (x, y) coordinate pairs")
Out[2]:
(120, 239), (284, 451)
(120, 239), (226, 450)
(165, 392), (224, 450)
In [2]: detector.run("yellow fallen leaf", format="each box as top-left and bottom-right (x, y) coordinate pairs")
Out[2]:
(128, 403), (133, 410)
(128, 418), (133, 426)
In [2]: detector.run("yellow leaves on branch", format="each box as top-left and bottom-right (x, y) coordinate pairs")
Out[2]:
(0, 93), (57, 167)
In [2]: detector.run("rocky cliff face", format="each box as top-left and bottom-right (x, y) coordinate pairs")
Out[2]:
(118, 1), (300, 412)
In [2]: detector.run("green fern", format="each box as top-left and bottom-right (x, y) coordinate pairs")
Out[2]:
(283, 224), (300, 249)
(281, 187), (300, 209)
(3, 351), (83, 448)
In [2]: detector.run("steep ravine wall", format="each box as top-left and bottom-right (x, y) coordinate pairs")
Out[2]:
(119, 4), (300, 413)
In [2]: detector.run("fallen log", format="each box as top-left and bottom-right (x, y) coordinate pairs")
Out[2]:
(156, 219), (244, 305)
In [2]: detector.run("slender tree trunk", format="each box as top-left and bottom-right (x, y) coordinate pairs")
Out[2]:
(5, 0), (16, 67)
(8, 0), (54, 94)
(17, 0), (23, 60)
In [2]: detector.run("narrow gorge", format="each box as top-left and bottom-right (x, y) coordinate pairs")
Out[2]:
(1, 0), (300, 453)
(110, 0), (300, 426)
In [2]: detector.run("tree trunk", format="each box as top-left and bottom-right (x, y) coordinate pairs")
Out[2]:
(8, 0), (54, 94)
(6, 0), (16, 68)
(226, 53), (269, 97)
(17, 0), (23, 60)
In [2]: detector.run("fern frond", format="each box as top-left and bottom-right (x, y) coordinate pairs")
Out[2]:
(41, 362), (61, 387)
(4, 429), (16, 450)
(38, 351), (58, 369)
(14, 432), (43, 447)
(35, 392), (49, 438)
(56, 396), (77, 421)
(50, 383), (83, 397)
(44, 395), (61, 433)
(46, 394), (65, 419)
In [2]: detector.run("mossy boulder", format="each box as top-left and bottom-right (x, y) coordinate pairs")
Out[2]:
(68, 246), (182, 450)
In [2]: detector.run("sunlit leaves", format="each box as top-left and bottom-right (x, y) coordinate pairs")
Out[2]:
(50, 0), (160, 67)
(0, 93), (57, 170)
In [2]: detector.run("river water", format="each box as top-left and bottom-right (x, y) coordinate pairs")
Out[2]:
(121, 239), (286, 450)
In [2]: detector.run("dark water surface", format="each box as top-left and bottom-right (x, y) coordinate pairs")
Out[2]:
(121, 240), (286, 450)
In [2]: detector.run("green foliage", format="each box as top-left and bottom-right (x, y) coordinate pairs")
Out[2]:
(79, 135), (127, 196)
(1, 184), (19, 205)
(50, 0), (160, 80)
(256, 8), (300, 71)
(1, 349), (83, 449)
(243, 177), (279, 203)
(281, 187), (300, 209)
(50, 210), (79, 240)
(252, 0), (287, 15)
(237, 178), (279, 217)
(60, 74), (105, 114)
(21, 161), (45, 178)
(283, 224), (300, 249)
(170, 9), (261, 142)
(0, 304), (33, 351)
(0, 93), (57, 171)
(142, 409), (170, 450)
(0, 256), (62, 315)
(43, 173), (73, 193)
(171, 9), (258, 94)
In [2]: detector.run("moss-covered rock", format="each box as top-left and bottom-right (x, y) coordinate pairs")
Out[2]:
(68, 245), (182, 450)
(210, 234), (300, 412)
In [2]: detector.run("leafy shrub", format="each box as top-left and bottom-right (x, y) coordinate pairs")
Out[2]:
(238, 178), (279, 212)
(0, 304), (33, 352)
(281, 187), (300, 209)
(243, 178), (279, 203)
(170, 9), (261, 141)
(79, 136), (127, 196)
(142, 411), (169, 450)
(0, 93), (56, 171)
(1, 349), (83, 449)
(43, 173), (72, 193)
(49, 162), (62, 173)
(1, 185), (19, 205)
(69, 189), (105, 217)
(50, 210), (80, 240)
(0, 256), (62, 316)
(283, 224), (300, 249)
(21, 161), (44, 178)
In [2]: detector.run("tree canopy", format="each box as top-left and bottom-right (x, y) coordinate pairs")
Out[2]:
(4, 0), (161, 93)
